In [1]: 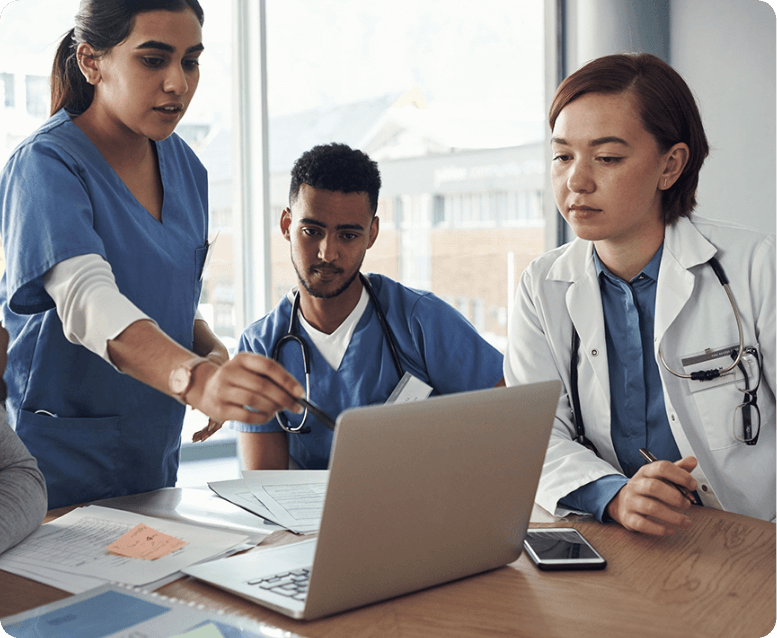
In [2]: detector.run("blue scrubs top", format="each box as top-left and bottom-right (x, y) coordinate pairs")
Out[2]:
(233, 274), (504, 468)
(0, 109), (209, 509)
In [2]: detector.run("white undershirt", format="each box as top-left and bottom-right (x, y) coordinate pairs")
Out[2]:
(290, 285), (369, 371)
(43, 253), (203, 368)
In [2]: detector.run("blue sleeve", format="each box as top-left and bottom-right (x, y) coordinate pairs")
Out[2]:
(409, 294), (504, 393)
(1, 139), (106, 315)
(558, 475), (629, 522)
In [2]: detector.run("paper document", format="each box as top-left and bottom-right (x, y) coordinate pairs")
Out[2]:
(242, 470), (329, 534)
(385, 371), (433, 404)
(0, 583), (306, 638)
(208, 479), (280, 524)
(96, 486), (278, 544)
(210, 472), (328, 534)
(0, 505), (248, 592)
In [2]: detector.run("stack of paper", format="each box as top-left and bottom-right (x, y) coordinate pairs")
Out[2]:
(96, 486), (283, 543)
(0, 505), (249, 594)
(209, 470), (328, 534)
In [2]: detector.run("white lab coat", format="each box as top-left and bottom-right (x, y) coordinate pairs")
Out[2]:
(505, 216), (775, 521)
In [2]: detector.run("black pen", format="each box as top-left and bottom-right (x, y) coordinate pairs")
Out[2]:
(245, 397), (337, 431)
(638, 448), (697, 504)
(296, 396), (338, 431)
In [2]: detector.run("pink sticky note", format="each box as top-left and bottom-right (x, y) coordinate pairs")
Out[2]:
(106, 523), (189, 560)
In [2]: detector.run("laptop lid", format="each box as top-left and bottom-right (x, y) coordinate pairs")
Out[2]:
(303, 380), (560, 619)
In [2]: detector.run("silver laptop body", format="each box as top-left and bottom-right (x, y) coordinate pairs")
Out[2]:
(183, 381), (560, 620)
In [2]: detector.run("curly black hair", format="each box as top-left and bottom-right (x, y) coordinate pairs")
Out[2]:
(289, 143), (381, 214)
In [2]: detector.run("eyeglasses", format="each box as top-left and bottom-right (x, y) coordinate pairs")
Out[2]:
(731, 347), (761, 445)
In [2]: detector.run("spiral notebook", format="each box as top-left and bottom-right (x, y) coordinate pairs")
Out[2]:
(0, 582), (305, 638)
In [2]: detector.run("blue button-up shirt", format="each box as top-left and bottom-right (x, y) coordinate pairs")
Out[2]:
(559, 245), (683, 520)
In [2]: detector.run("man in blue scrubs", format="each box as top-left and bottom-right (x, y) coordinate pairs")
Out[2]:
(233, 143), (504, 469)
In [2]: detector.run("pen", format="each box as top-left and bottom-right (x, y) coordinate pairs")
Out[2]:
(296, 396), (338, 431)
(242, 397), (338, 431)
(638, 448), (697, 504)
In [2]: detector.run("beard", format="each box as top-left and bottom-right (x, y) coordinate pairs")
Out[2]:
(292, 255), (362, 300)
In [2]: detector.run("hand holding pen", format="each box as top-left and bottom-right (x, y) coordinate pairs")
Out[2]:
(638, 448), (697, 505)
(606, 451), (699, 537)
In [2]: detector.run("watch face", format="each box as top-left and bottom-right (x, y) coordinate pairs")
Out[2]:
(170, 367), (190, 395)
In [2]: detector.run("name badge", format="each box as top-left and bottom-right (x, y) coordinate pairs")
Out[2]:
(385, 371), (433, 404)
(681, 344), (748, 393)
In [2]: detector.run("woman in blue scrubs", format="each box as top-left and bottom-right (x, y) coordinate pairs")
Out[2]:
(0, 0), (303, 509)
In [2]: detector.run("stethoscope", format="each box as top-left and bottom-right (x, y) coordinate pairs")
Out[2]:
(570, 257), (754, 453)
(271, 273), (404, 434)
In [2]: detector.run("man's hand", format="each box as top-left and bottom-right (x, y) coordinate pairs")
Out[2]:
(606, 456), (698, 536)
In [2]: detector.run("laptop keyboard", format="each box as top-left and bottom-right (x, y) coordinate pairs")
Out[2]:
(246, 567), (311, 601)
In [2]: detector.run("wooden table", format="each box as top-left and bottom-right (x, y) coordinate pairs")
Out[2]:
(1, 504), (774, 638)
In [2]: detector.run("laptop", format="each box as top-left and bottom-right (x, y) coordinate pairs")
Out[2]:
(183, 381), (560, 620)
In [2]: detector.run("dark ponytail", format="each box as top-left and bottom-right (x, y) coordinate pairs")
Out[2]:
(48, 0), (204, 117)
(50, 28), (94, 116)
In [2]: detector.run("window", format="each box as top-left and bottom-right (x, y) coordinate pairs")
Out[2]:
(25, 75), (48, 119)
(0, 0), (546, 476)
(264, 0), (546, 351)
(1, 73), (13, 108)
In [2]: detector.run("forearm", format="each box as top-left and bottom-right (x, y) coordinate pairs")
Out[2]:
(193, 319), (229, 364)
(0, 423), (47, 553)
(109, 320), (303, 426)
(44, 254), (152, 366)
(107, 319), (205, 399)
(239, 431), (289, 470)
(0, 466), (48, 553)
(48, 255), (303, 424)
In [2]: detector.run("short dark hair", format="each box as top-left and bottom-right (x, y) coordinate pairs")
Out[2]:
(289, 143), (382, 214)
(549, 53), (709, 225)
(51, 0), (204, 116)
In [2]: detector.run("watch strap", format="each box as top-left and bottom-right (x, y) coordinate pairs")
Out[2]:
(170, 356), (210, 405)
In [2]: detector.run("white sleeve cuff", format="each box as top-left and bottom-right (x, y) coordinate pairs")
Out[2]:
(43, 253), (155, 368)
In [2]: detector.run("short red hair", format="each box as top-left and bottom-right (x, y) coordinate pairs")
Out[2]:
(549, 53), (709, 225)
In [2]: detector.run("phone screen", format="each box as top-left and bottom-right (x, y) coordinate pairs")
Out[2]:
(523, 529), (606, 570)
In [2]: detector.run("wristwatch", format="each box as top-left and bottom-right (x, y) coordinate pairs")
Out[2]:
(169, 357), (210, 405)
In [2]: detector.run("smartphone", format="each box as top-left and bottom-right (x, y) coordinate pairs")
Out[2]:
(523, 528), (606, 571)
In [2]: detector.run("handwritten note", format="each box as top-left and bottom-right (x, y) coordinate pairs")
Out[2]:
(106, 523), (188, 560)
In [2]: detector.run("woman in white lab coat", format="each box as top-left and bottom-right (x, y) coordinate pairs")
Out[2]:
(504, 53), (774, 535)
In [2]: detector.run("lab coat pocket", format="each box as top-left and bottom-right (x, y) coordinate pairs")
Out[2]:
(690, 383), (741, 451)
(16, 409), (122, 508)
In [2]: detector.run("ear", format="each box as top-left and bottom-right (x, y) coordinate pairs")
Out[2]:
(367, 215), (380, 249)
(280, 208), (292, 241)
(76, 43), (101, 85)
(659, 142), (690, 190)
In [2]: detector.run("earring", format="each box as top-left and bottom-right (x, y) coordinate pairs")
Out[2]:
(663, 178), (667, 188)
